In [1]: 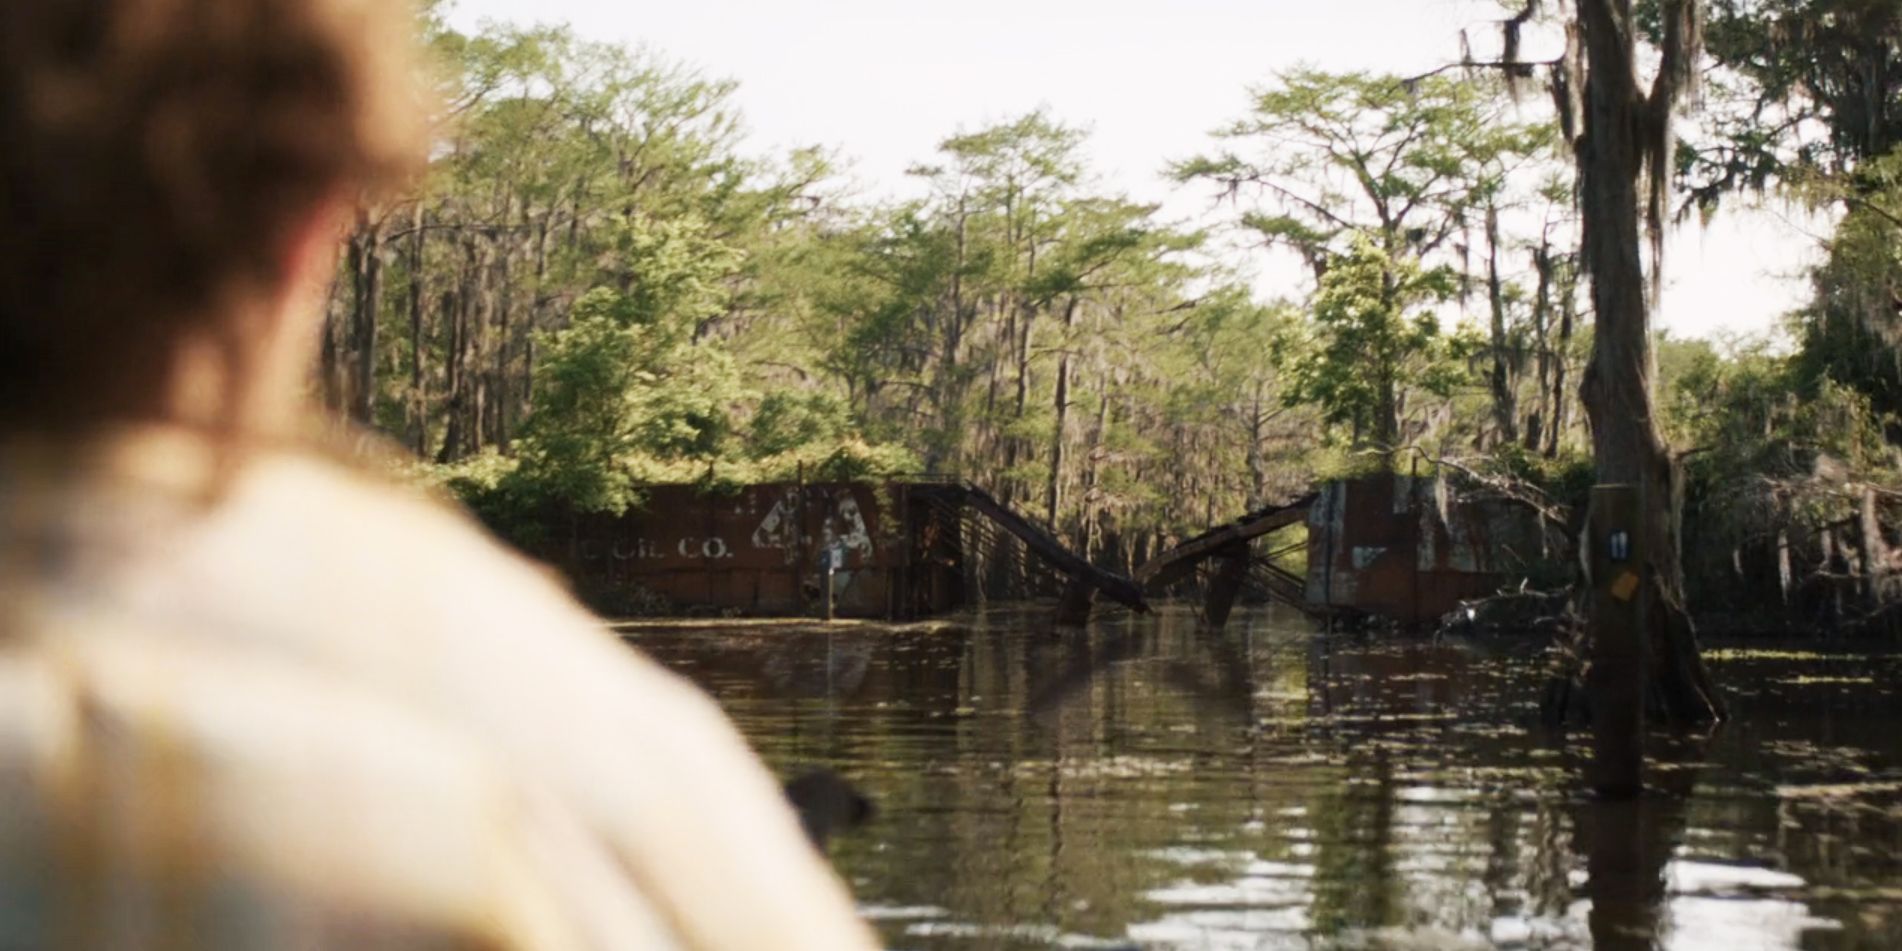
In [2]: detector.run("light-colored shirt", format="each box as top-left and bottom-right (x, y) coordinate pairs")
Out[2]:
(0, 429), (880, 950)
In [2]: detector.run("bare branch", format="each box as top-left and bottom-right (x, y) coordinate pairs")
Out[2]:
(1396, 59), (1558, 90)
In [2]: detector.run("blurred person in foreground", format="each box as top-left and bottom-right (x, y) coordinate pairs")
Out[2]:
(0, 1), (880, 948)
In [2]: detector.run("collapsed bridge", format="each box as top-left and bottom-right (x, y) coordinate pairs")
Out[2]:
(524, 471), (1553, 626)
(523, 479), (1145, 621)
(1134, 493), (1320, 627)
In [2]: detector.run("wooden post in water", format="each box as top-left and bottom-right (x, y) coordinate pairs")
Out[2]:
(1860, 486), (1887, 610)
(794, 463), (809, 611)
(1776, 529), (1793, 607)
(1822, 526), (1844, 625)
(891, 485), (910, 621)
(1408, 458), (1422, 629)
(1588, 484), (1645, 799)
(822, 544), (837, 623)
(1054, 576), (1094, 627)
(1203, 541), (1251, 629)
(1320, 482), (1339, 634)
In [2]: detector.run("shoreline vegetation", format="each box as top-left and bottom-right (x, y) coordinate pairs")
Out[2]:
(342, 3), (1900, 639)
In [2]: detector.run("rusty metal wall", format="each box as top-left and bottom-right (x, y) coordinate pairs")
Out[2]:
(533, 483), (964, 619)
(1305, 472), (1557, 624)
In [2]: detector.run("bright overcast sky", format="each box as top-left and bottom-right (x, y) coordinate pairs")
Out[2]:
(448, 0), (1823, 341)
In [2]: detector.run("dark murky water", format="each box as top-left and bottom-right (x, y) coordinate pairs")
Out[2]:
(628, 606), (1902, 950)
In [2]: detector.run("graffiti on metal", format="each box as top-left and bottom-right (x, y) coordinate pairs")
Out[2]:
(751, 487), (874, 567)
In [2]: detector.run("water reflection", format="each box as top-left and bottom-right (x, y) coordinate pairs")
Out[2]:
(629, 607), (1902, 949)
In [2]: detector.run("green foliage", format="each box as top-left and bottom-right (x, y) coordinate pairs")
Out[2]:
(506, 213), (750, 515)
(1668, 335), (1897, 481)
(1673, 4), (1902, 441)
(1672, 0), (1902, 208)
(1281, 235), (1471, 444)
(602, 215), (743, 336)
(317, 9), (1902, 635)
(1658, 332), (1899, 604)
(742, 438), (920, 487)
(341, 19), (1874, 596)
(748, 391), (852, 458)
(1787, 151), (1902, 432)
(408, 449), (544, 545)
(366, 22), (1624, 557)
(1175, 67), (1565, 455)
(410, 448), (519, 502)
(1174, 69), (1555, 265)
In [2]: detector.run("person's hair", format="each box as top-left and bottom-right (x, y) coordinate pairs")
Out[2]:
(0, 0), (427, 434)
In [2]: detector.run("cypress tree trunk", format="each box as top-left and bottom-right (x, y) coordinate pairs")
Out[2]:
(436, 236), (476, 463)
(407, 204), (428, 456)
(1526, 241), (1557, 452)
(1087, 381), (1110, 559)
(1486, 202), (1518, 446)
(319, 276), (348, 414)
(1546, 258), (1578, 458)
(1045, 297), (1079, 530)
(1374, 268), (1403, 449)
(1574, 0), (1723, 724)
(1247, 382), (1268, 509)
(350, 215), (385, 425)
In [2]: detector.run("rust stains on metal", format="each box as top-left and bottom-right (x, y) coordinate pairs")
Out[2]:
(527, 471), (1570, 627)
(535, 483), (964, 620)
(529, 480), (1149, 621)
(1306, 472), (1559, 625)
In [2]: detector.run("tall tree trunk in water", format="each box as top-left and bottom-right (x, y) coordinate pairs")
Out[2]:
(493, 202), (518, 453)
(1546, 256), (1578, 458)
(350, 214), (385, 425)
(1485, 202), (1518, 445)
(1374, 369), (1400, 449)
(1045, 297), (1079, 530)
(526, 217), (549, 411)
(1571, 0), (1723, 724)
(468, 232), (496, 455)
(1246, 381), (1267, 508)
(436, 235), (477, 464)
(1003, 240), (1040, 507)
(925, 199), (968, 475)
(435, 286), (465, 464)
(318, 276), (348, 413)
(983, 297), (1004, 465)
(1082, 376), (1110, 560)
(1373, 269), (1402, 449)
(1525, 242), (1556, 452)
(1008, 301), (1034, 504)
(407, 204), (428, 456)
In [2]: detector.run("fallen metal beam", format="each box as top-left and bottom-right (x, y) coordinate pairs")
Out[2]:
(1135, 494), (1319, 586)
(1203, 541), (1252, 629)
(951, 483), (1149, 613)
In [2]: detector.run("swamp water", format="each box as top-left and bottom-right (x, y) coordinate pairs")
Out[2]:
(626, 606), (1902, 950)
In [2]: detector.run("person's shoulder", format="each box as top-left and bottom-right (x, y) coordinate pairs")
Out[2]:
(0, 620), (686, 950)
(239, 447), (579, 610)
(134, 441), (882, 950)
(143, 440), (626, 683)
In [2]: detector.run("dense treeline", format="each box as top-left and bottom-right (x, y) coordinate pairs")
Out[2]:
(333, 3), (1902, 623)
(331, 11), (1609, 566)
(1642, 0), (1902, 632)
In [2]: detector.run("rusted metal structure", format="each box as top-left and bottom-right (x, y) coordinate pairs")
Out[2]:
(530, 483), (952, 619)
(525, 470), (1554, 626)
(1139, 472), (1561, 629)
(1305, 471), (1561, 625)
(529, 481), (1146, 620)
(1135, 494), (1319, 627)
